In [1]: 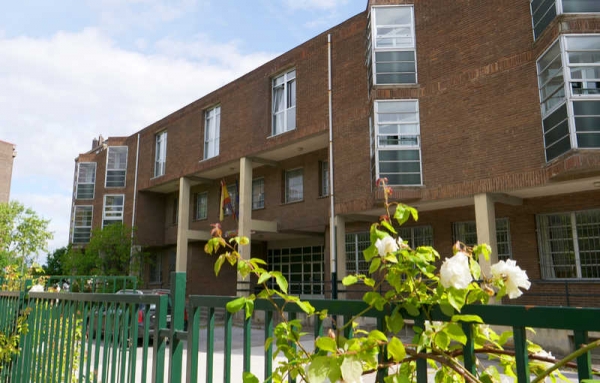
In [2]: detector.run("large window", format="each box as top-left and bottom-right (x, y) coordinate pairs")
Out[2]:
(72, 205), (93, 244)
(267, 246), (324, 297)
(537, 35), (600, 161)
(105, 146), (127, 188)
(103, 194), (124, 227)
(319, 161), (329, 197)
(537, 209), (600, 279)
(195, 192), (208, 220)
(368, 5), (416, 85)
(374, 100), (422, 186)
(531, 0), (600, 40)
(204, 106), (220, 159)
(452, 218), (512, 261)
(149, 254), (162, 283)
(154, 131), (167, 177)
(272, 69), (296, 135)
(252, 178), (265, 210)
(76, 162), (96, 199)
(346, 226), (433, 275)
(224, 184), (238, 217)
(285, 168), (303, 203)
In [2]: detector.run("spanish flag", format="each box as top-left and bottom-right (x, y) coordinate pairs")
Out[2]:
(219, 179), (232, 222)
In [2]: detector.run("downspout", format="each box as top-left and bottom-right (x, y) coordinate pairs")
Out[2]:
(130, 133), (140, 278)
(328, 34), (337, 300)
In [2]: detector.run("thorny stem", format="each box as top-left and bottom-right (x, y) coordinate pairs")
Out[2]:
(531, 339), (600, 383)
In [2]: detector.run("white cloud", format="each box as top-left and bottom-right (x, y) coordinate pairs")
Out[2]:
(0, 28), (274, 256)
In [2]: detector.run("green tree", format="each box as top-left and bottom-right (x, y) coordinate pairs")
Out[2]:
(43, 246), (68, 275)
(63, 223), (142, 276)
(0, 201), (53, 270)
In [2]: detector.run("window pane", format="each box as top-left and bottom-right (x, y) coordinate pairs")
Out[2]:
(106, 147), (127, 187)
(546, 135), (572, 160)
(252, 179), (265, 209)
(563, 0), (600, 12)
(204, 107), (220, 159)
(285, 169), (303, 202)
(531, 0), (556, 40)
(272, 70), (296, 135)
(76, 163), (96, 199)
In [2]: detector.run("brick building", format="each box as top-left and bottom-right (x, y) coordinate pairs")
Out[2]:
(69, 0), (600, 306)
(0, 140), (16, 203)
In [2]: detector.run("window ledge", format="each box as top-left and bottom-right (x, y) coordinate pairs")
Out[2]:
(372, 84), (420, 90)
(199, 155), (219, 163)
(281, 199), (304, 206)
(317, 195), (330, 199)
(150, 175), (165, 180)
(268, 129), (296, 139)
(252, 206), (265, 211)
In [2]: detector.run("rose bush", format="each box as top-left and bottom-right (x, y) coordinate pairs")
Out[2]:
(205, 178), (594, 383)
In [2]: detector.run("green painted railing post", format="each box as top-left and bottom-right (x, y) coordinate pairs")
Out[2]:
(170, 271), (187, 383)
(462, 322), (476, 376)
(514, 326), (530, 383)
(574, 330), (592, 380)
(414, 318), (427, 383)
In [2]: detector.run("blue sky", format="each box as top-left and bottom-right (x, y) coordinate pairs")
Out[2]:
(0, 0), (366, 264)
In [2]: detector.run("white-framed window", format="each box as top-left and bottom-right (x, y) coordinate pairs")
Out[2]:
(537, 35), (600, 161)
(272, 69), (296, 135)
(267, 246), (324, 297)
(105, 146), (127, 188)
(531, 0), (600, 40)
(319, 161), (329, 197)
(149, 254), (162, 283)
(452, 218), (512, 261)
(368, 5), (417, 85)
(102, 194), (124, 227)
(72, 205), (93, 244)
(154, 131), (167, 177)
(374, 100), (422, 186)
(204, 106), (220, 159)
(252, 178), (265, 210)
(195, 192), (208, 220)
(285, 168), (303, 203)
(76, 162), (96, 199)
(537, 209), (600, 279)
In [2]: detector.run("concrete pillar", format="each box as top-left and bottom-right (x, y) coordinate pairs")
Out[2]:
(237, 157), (253, 295)
(175, 177), (191, 272)
(474, 193), (498, 276)
(334, 215), (346, 299)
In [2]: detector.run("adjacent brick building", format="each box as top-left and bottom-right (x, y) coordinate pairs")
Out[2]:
(0, 140), (16, 203)
(69, 0), (600, 306)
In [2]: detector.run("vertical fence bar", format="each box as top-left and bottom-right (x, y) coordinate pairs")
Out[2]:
(573, 330), (592, 380)
(170, 272), (187, 383)
(462, 323), (476, 376)
(376, 316), (388, 382)
(188, 305), (201, 383)
(224, 311), (233, 383)
(264, 310), (274, 383)
(513, 326), (530, 383)
(288, 312), (297, 383)
(206, 307), (215, 383)
(243, 314), (252, 373)
(414, 318), (427, 383)
(154, 294), (168, 383)
(343, 314), (353, 339)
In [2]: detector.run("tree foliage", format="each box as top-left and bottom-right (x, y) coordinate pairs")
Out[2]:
(43, 246), (68, 275)
(62, 223), (142, 276)
(0, 201), (53, 269)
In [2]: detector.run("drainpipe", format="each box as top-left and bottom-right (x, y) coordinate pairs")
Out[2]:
(130, 133), (140, 277)
(328, 34), (337, 300)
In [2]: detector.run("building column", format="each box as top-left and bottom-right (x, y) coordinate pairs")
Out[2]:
(334, 215), (346, 299)
(175, 176), (191, 272)
(474, 193), (498, 277)
(237, 157), (253, 296)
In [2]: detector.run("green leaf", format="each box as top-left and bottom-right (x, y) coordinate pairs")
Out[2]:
(307, 356), (331, 383)
(237, 259), (251, 279)
(368, 330), (389, 342)
(243, 372), (259, 383)
(244, 298), (254, 319)
(381, 219), (397, 234)
(369, 257), (381, 274)
(434, 331), (450, 350)
(327, 357), (342, 383)
(473, 244), (491, 261)
(257, 272), (272, 285)
(384, 253), (398, 264)
(341, 356), (363, 383)
(498, 331), (513, 346)
(364, 278), (375, 287)
(451, 314), (483, 324)
(363, 245), (378, 262)
(316, 337), (338, 353)
(445, 323), (467, 345)
(447, 287), (467, 312)
(393, 205), (410, 226)
(385, 311), (405, 333)
(403, 302), (420, 317)
(469, 258), (481, 280)
(214, 254), (226, 276)
(387, 336), (406, 362)
(239, 236), (250, 245)
(440, 302), (455, 317)
(296, 300), (315, 315)
(273, 272), (288, 294)
(226, 297), (245, 314)
(342, 275), (358, 286)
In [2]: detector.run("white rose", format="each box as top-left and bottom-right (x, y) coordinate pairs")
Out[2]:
(440, 251), (473, 289)
(491, 259), (531, 299)
(29, 284), (44, 293)
(374, 236), (399, 257)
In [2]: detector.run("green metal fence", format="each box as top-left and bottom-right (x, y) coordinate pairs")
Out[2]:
(2, 274), (600, 382)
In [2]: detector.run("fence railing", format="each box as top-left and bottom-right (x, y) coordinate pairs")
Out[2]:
(2, 274), (600, 382)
